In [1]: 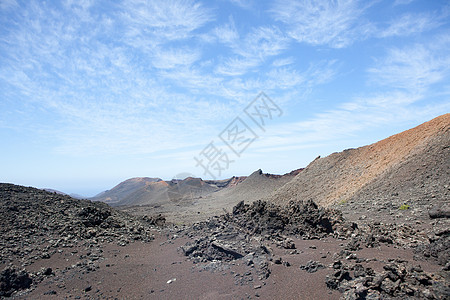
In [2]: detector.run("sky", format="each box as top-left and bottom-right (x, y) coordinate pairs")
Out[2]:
(0, 0), (449, 197)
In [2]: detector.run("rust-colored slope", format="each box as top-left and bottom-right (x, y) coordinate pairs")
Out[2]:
(266, 113), (450, 207)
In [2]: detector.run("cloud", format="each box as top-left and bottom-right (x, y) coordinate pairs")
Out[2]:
(244, 36), (450, 157)
(0, 0), (18, 10)
(1, 0), (448, 163)
(368, 40), (450, 92)
(151, 47), (201, 69)
(270, 0), (370, 48)
(212, 17), (239, 45)
(378, 13), (444, 37)
(246, 34), (450, 156)
(220, 60), (337, 104)
(272, 57), (294, 67)
(0, 0), (223, 157)
(215, 57), (260, 76)
(249, 89), (450, 160)
(215, 26), (289, 75)
(233, 26), (289, 59)
(121, 0), (214, 43)
(229, 0), (254, 10)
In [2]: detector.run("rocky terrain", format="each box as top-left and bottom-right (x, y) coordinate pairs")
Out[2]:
(0, 183), (157, 298)
(1, 114), (449, 299)
(2, 183), (448, 299)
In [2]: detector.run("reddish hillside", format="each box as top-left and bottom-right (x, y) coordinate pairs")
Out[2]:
(266, 114), (450, 209)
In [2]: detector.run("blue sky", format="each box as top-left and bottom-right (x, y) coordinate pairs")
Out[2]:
(1, 0), (449, 196)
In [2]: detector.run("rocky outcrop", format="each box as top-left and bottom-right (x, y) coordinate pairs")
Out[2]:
(0, 183), (155, 266)
(326, 260), (449, 299)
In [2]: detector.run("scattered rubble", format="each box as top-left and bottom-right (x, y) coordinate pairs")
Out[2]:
(179, 199), (354, 285)
(413, 231), (450, 268)
(0, 183), (156, 297)
(300, 260), (325, 273)
(326, 260), (450, 299)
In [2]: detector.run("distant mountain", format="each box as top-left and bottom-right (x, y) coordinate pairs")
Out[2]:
(91, 169), (302, 210)
(69, 193), (85, 199)
(205, 176), (247, 188)
(209, 168), (303, 207)
(118, 168), (304, 224)
(41, 188), (85, 199)
(42, 188), (67, 195)
(90, 177), (163, 205)
(91, 176), (226, 207)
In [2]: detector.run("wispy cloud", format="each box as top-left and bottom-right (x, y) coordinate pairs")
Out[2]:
(0, 0), (17, 10)
(368, 39), (450, 92)
(212, 17), (239, 45)
(121, 0), (214, 43)
(215, 57), (260, 76)
(0, 0), (222, 156)
(229, 0), (254, 10)
(233, 26), (289, 59)
(239, 34), (450, 158)
(272, 57), (295, 67)
(215, 26), (289, 75)
(378, 12), (444, 38)
(0, 0), (449, 184)
(248, 89), (450, 160)
(151, 47), (201, 69)
(270, 0), (370, 48)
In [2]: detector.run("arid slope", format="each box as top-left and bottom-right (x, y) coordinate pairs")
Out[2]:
(91, 177), (163, 204)
(265, 114), (450, 210)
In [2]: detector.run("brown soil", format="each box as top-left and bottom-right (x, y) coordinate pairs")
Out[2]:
(9, 230), (443, 300)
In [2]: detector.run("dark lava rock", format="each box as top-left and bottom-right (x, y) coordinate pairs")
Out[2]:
(414, 232), (450, 267)
(300, 260), (325, 273)
(180, 199), (352, 285)
(44, 290), (57, 295)
(273, 257), (283, 265)
(142, 214), (166, 226)
(326, 260), (450, 299)
(230, 199), (348, 238)
(77, 207), (111, 227)
(0, 267), (32, 297)
(347, 222), (418, 249)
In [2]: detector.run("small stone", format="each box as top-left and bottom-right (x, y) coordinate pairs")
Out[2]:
(44, 290), (57, 295)
(42, 267), (52, 276)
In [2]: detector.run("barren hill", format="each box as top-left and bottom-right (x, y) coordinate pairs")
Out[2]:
(93, 176), (224, 207)
(91, 177), (163, 204)
(208, 168), (303, 207)
(265, 114), (450, 221)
